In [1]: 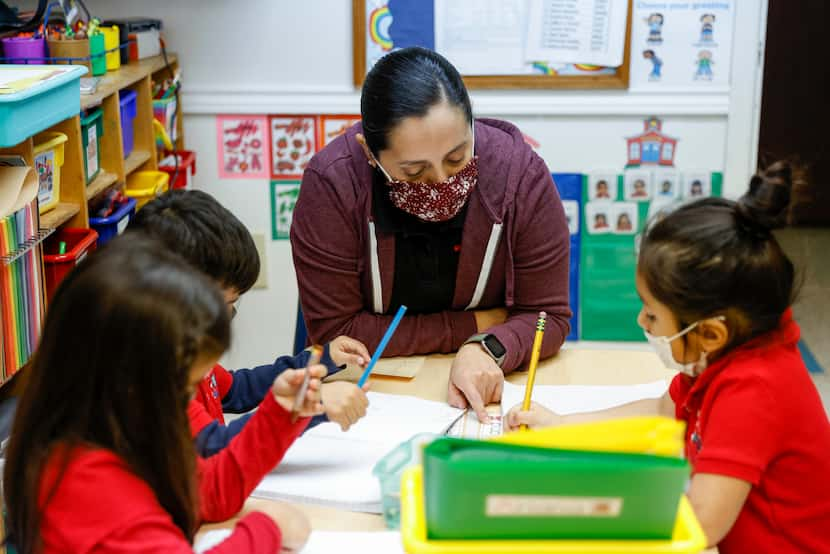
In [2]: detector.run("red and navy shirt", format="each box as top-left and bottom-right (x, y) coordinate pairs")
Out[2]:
(187, 345), (341, 457)
(670, 309), (830, 553)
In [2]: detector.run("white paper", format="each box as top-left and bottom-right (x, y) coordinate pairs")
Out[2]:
(629, 0), (734, 91)
(524, 0), (628, 67)
(501, 379), (669, 416)
(195, 530), (404, 554)
(434, 0), (528, 75)
(252, 392), (462, 512)
(308, 392), (463, 444)
(301, 531), (404, 554)
(194, 530), (232, 553)
(0, 67), (65, 91)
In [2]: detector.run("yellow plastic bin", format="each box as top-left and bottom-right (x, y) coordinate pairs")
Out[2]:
(125, 170), (169, 210)
(33, 131), (68, 215)
(400, 466), (706, 554)
(101, 26), (120, 70)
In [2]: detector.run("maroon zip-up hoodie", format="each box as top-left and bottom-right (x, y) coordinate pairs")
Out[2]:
(291, 118), (571, 372)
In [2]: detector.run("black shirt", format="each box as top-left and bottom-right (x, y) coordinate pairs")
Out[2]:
(372, 174), (467, 315)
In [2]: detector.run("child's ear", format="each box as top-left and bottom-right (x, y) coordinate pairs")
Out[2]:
(698, 318), (729, 354)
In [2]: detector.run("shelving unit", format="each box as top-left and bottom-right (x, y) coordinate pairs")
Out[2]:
(0, 54), (184, 397)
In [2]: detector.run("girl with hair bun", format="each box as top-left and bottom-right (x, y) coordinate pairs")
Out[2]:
(507, 162), (830, 553)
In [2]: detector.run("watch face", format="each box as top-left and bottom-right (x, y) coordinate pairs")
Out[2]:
(484, 335), (506, 358)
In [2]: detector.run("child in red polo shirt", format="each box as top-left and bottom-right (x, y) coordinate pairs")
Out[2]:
(508, 162), (830, 553)
(3, 237), (322, 553)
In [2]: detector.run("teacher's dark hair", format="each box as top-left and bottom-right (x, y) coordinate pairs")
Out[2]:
(360, 47), (472, 155)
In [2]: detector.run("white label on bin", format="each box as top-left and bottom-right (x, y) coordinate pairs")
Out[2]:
(485, 495), (622, 518)
(35, 150), (56, 206)
(87, 126), (99, 178)
(117, 215), (130, 235)
(562, 200), (579, 235)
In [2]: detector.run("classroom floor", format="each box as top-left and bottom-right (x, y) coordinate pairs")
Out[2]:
(775, 227), (830, 415)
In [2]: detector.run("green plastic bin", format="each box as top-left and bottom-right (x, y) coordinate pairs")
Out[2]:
(80, 107), (104, 184)
(89, 33), (107, 76)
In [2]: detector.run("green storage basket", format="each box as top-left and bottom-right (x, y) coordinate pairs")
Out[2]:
(80, 107), (103, 184)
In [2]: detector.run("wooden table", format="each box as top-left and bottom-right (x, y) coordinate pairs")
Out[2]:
(200, 348), (716, 551)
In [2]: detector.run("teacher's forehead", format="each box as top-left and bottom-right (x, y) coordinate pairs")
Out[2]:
(383, 104), (470, 157)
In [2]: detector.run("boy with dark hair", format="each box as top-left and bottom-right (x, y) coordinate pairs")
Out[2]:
(130, 190), (370, 457)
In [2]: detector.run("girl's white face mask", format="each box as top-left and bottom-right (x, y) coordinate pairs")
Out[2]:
(643, 317), (725, 376)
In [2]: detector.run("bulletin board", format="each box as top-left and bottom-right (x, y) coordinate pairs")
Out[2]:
(353, 0), (633, 90)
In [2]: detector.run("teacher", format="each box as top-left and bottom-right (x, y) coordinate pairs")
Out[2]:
(291, 47), (571, 421)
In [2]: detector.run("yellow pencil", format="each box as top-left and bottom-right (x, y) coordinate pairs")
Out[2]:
(520, 311), (547, 431)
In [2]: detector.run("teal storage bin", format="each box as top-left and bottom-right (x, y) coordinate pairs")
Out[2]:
(81, 108), (104, 184)
(372, 433), (437, 530)
(0, 65), (86, 147)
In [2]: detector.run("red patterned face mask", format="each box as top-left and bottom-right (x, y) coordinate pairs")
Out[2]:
(374, 133), (477, 222)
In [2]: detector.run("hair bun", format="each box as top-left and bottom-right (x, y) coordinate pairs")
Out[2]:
(735, 161), (795, 235)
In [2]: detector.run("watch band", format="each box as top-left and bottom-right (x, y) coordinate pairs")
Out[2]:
(463, 333), (506, 367)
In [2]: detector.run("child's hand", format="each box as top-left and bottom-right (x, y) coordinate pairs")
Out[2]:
(321, 381), (370, 431)
(505, 402), (562, 431)
(239, 498), (310, 553)
(328, 336), (371, 368)
(272, 365), (326, 418)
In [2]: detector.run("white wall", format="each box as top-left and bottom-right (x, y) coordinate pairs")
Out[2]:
(72, 0), (767, 368)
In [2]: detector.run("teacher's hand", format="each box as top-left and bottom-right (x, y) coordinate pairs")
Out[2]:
(447, 344), (504, 423)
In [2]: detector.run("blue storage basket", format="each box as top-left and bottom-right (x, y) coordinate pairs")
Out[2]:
(89, 197), (137, 245)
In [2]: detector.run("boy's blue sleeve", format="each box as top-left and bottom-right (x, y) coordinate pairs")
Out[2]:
(194, 414), (253, 458)
(221, 343), (343, 414)
(195, 411), (330, 457)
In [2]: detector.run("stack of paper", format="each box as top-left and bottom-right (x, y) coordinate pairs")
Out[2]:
(252, 392), (462, 513)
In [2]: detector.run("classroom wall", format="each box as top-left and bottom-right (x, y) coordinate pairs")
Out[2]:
(60, 0), (766, 368)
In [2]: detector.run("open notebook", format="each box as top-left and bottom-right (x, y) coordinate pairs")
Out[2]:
(252, 392), (462, 513)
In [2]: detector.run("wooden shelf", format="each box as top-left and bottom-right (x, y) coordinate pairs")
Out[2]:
(81, 54), (178, 109)
(40, 202), (81, 229)
(85, 170), (120, 200)
(125, 149), (152, 176)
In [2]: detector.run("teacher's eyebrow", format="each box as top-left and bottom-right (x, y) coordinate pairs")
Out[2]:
(398, 140), (468, 166)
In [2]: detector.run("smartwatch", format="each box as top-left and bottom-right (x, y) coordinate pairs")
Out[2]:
(463, 333), (507, 367)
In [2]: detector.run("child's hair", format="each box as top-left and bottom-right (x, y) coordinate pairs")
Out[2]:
(639, 161), (800, 350)
(129, 189), (260, 294)
(3, 235), (230, 553)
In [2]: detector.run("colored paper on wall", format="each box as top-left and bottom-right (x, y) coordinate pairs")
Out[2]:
(216, 115), (269, 179)
(319, 115), (361, 150)
(270, 180), (301, 240)
(270, 115), (319, 179)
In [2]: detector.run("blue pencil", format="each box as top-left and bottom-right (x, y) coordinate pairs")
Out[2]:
(357, 305), (407, 387)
